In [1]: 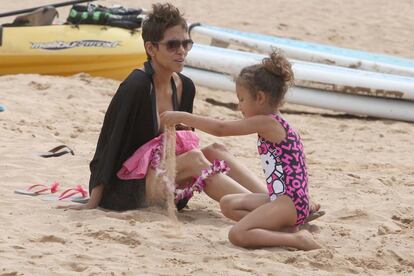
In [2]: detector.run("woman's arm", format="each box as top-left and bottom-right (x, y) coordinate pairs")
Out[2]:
(161, 111), (283, 140)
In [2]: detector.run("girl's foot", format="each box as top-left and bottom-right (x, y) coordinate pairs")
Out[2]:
(295, 230), (321, 251)
(304, 201), (325, 223)
(310, 201), (320, 213)
(309, 201), (321, 213)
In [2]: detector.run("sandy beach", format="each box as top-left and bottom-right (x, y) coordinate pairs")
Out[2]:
(1, 0), (414, 275)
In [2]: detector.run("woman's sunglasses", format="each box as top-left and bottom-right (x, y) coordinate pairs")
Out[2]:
(153, 39), (194, 52)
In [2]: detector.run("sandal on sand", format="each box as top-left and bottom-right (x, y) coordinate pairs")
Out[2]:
(15, 182), (60, 196)
(58, 185), (88, 200)
(37, 145), (74, 158)
(304, 210), (326, 223)
(42, 184), (89, 203)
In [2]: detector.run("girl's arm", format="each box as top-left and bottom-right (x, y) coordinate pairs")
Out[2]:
(160, 111), (284, 141)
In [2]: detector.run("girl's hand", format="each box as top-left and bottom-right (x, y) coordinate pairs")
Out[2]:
(160, 111), (185, 126)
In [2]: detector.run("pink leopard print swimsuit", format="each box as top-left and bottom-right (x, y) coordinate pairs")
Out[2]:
(257, 114), (310, 225)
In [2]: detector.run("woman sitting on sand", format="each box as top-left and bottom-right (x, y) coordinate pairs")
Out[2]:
(59, 3), (275, 211)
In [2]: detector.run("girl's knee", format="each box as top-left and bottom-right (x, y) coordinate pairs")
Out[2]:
(209, 142), (228, 152)
(219, 194), (234, 217)
(202, 143), (228, 159)
(228, 226), (248, 247)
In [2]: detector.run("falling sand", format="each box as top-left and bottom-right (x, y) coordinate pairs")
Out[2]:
(145, 126), (178, 222)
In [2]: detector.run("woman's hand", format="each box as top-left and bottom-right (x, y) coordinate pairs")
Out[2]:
(160, 111), (186, 126)
(56, 185), (102, 211)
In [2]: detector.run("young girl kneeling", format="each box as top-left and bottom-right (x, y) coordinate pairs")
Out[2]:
(161, 52), (321, 250)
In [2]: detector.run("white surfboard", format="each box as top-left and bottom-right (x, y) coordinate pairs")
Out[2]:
(189, 23), (414, 77)
(182, 67), (414, 122)
(185, 44), (414, 101)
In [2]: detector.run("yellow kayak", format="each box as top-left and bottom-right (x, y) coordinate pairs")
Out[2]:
(0, 24), (146, 80)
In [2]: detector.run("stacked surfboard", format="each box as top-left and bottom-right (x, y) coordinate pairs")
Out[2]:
(183, 23), (414, 122)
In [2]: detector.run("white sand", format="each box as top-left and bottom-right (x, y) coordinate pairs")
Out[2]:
(1, 1), (413, 275)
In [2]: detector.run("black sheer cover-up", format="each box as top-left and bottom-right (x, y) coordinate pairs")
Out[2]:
(89, 62), (196, 211)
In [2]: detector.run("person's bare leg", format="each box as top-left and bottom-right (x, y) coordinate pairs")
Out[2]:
(202, 143), (266, 193)
(220, 193), (298, 233)
(202, 143), (325, 222)
(174, 149), (250, 202)
(227, 195), (320, 250)
(220, 193), (269, 221)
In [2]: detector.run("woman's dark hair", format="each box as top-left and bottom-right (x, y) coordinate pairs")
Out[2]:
(142, 3), (188, 60)
(236, 51), (294, 107)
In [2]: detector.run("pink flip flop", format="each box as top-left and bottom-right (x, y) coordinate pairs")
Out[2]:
(15, 182), (60, 196)
(42, 184), (89, 203)
(58, 185), (88, 201)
